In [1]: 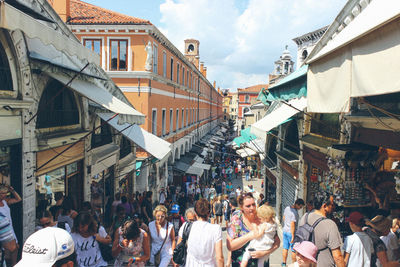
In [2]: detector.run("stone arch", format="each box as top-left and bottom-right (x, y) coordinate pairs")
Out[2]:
(185, 140), (189, 152)
(168, 154), (173, 165)
(174, 148), (179, 161)
(283, 120), (300, 154)
(181, 144), (185, 155)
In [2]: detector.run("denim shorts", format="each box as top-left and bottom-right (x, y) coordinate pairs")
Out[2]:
(282, 231), (294, 251)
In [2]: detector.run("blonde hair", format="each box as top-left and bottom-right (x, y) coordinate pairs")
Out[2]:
(257, 204), (275, 221)
(153, 205), (167, 217)
(392, 218), (399, 228)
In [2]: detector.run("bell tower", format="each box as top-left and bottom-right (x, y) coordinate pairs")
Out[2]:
(184, 39), (200, 69)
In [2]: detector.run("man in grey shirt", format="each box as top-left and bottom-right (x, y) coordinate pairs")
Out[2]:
(298, 193), (345, 267)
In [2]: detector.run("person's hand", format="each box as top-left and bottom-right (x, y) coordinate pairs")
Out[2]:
(290, 237), (294, 244)
(120, 238), (130, 248)
(250, 250), (268, 259)
(250, 226), (263, 240)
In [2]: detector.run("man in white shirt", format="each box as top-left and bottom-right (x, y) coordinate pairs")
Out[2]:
(380, 218), (400, 264)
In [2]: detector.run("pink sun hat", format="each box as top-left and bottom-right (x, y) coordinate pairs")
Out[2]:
(293, 241), (318, 263)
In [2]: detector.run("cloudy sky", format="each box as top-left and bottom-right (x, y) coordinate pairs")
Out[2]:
(84, 0), (347, 90)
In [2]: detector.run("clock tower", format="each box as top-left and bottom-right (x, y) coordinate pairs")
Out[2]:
(184, 39), (200, 69)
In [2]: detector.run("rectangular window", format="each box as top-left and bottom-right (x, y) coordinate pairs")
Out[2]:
(163, 52), (167, 77)
(152, 109), (157, 135)
(169, 109), (173, 133)
(186, 70), (189, 87)
(110, 40), (127, 71)
(170, 58), (174, 81)
(181, 109), (185, 129)
(310, 113), (340, 140)
(176, 109), (179, 130)
(190, 73), (192, 89)
(182, 67), (185, 86)
(162, 109), (166, 136)
(177, 63), (180, 84)
(153, 44), (158, 74)
(84, 39), (101, 61)
(186, 109), (188, 127)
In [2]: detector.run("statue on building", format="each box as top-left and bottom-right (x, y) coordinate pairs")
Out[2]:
(145, 41), (153, 71)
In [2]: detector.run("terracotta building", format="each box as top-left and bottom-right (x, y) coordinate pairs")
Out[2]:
(237, 84), (267, 131)
(51, 0), (223, 194)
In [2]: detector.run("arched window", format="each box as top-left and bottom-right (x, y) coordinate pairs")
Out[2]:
(284, 62), (289, 73)
(36, 80), (79, 128)
(302, 50), (308, 60)
(284, 121), (300, 154)
(0, 42), (13, 91)
(243, 107), (250, 114)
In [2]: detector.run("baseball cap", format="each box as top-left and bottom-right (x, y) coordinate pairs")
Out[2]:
(15, 227), (74, 267)
(170, 204), (180, 214)
(346, 211), (364, 226)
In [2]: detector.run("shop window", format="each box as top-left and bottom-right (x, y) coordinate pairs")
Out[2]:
(36, 161), (82, 208)
(284, 121), (300, 154)
(84, 39), (102, 64)
(110, 40), (127, 71)
(91, 118), (113, 148)
(119, 136), (131, 159)
(36, 80), (79, 129)
(310, 113), (340, 140)
(90, 166), (114, 224)
(0, 42), (13, 91)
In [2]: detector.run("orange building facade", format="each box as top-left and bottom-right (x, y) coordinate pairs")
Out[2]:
(237, 85), (267, 130)
(52, 0), (223, 192)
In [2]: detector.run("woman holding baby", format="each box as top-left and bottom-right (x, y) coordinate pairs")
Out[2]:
(226, 192), (280, 267)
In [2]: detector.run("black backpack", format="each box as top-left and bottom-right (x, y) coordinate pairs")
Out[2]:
(294, 213), (327, 244)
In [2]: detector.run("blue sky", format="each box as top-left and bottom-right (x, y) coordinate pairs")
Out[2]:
(83, 0), (346, 90)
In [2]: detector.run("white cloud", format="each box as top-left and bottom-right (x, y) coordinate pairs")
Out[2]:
(158, 0), (346, 90)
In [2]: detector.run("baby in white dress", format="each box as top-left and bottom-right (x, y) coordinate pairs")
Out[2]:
(241, 205), (277, 267)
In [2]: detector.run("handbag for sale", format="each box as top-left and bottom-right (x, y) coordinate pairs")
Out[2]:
(173, 222), (193, 265)
(154, 222), (169, 266)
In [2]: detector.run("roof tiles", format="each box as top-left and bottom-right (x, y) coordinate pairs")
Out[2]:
(69, 0), (151, 25)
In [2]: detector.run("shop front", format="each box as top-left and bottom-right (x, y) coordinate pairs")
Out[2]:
(280, 161), (299, 217)
(36, 141), (84, 211)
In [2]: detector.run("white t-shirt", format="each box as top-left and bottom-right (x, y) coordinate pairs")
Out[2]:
(71, 226), (108, 267)
(185, 221), (222, 266)
(344, 231), (374, 267)
(282, 206), (298, 233)
(380, 229), (399, 263)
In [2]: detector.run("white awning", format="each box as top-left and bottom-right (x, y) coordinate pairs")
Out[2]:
(98, 113), (171, 160)
(46, 72), (145, 125)
(236, 148), (257, 157)
(245, 138), (265, 154)
(192, 162), (211, 170)
(0, 2), (99, 64)
(250, 97), (307, 141)
(306, 0), (400, 113)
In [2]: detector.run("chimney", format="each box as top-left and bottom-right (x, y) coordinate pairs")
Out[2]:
(200, 62), (204, 73)
(213, 81), (216, 88)
(50, 0), (71, 22)
(203, 67), (207, 78)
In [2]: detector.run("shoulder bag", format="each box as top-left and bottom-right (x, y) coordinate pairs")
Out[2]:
(173, 222), (193, 265)
(154, 222), (169, 266)
(96, 224), (114, 262)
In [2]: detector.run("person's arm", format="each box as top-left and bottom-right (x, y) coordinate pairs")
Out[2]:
(170, 226), (176, 251)
(95, 227), (111, 244)
(215, 239), (224, 267)
(142, 205), (150, 222)
(6, 186), (21, 205)
(377, 251), (400, 267)
(290, 221), (295, 243)
(332, 248), (345, 267)
(112, 230), (123, 258)
(226, 228), (262, 251)
(249, 233), (280, 259)
(344, 252), (349, 266)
